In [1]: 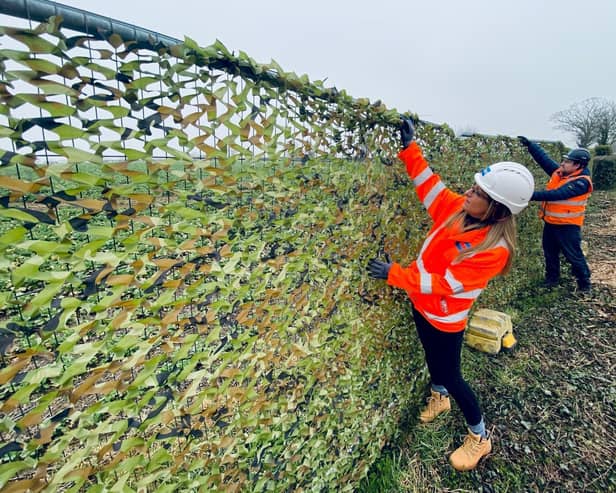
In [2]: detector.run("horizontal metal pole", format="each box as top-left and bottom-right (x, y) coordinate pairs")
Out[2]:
(0, 0), (182, 47)
(0, 1), (440, 125)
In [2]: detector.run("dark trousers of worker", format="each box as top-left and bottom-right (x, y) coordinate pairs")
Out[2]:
(542, 222), (591, 288)
(412, 306), (482, 427)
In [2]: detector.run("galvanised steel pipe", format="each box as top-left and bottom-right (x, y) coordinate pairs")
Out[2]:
(0, 0), (182, 47)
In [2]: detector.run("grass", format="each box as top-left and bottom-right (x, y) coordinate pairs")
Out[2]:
(358, 190), (616, 493)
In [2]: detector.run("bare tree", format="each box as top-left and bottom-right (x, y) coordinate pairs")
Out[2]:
(550, 97), (616, 147)
(593, 99), (616, 145)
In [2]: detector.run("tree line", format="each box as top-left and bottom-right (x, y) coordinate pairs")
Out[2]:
(551, 97), (616, 148)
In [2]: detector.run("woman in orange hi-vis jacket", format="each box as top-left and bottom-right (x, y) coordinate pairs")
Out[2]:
(367, 117), (535, 471)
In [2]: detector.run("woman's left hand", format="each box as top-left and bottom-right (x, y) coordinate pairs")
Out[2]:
(400, 116), (415, 149)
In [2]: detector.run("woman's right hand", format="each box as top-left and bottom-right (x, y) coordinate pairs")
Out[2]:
(367, 255), (392, 280)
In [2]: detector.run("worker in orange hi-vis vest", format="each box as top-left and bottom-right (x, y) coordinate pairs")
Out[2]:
(367, 117), (534, 471)
(518, 136), (593, 293)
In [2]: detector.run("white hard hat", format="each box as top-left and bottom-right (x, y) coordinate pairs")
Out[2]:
(474, 162), (535, 215)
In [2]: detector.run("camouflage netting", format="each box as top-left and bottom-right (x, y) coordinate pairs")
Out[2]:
(0, 16), (564, 492)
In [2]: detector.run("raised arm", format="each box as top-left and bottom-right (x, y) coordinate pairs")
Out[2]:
(531, 175), (591, 201)
(397, 139), (462, 224)
(518, 136), (560, 176)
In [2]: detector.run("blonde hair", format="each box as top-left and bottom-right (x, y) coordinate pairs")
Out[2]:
(444, 200), (517, 275)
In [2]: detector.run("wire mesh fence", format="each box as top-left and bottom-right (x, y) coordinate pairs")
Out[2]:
(0, 3), (562, 492)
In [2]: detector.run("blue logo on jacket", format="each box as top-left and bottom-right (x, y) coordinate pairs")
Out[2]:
(456, 241), (472, 251)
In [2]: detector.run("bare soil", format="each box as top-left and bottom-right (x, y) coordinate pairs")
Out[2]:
(584, 192), (616, 288)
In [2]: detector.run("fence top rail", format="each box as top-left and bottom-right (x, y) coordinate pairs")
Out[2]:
(0, 0), (349, 106)
(0, 1), (456, 141)
(0, 0), (182, 47)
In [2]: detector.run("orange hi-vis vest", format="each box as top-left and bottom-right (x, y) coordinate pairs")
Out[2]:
(387, 142), (510, 333)
(539, 169), (592, 226)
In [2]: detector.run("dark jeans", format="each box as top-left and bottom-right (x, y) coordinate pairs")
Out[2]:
(412, 306), (482, 427)
(542, 223), (591, 288)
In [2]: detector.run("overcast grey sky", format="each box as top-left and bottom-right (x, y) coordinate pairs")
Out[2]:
(13, 1), (616, 146)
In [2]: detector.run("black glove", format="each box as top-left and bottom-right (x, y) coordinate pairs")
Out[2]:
(400, 116), (415, 149)
(518, 136), (531, 147)
(367, 256), (392, 280)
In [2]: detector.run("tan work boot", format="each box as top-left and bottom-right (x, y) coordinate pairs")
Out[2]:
(449, 429), (492, 471)
(419, 390), (451, 423)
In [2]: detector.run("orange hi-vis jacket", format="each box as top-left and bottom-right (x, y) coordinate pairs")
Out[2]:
(387, 142), (509, 333)
(539, 169), (592, 226)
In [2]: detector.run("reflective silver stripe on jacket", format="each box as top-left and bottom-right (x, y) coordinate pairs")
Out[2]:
(450, 288), (483, 299)
(445, 269), (484, 299)
(423, 181), (445, 210)
(544, 210), (585, 218)
(413, 168), (433, 187)
(416, 224), (445, 294)
(550, 199), (588, 206)
(423, 308), (471, 324)
(444, 269), (464, 293)
(416, 256), (434, 294)
(447, 239), (507, 300)
(418, 263), (432, 293)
